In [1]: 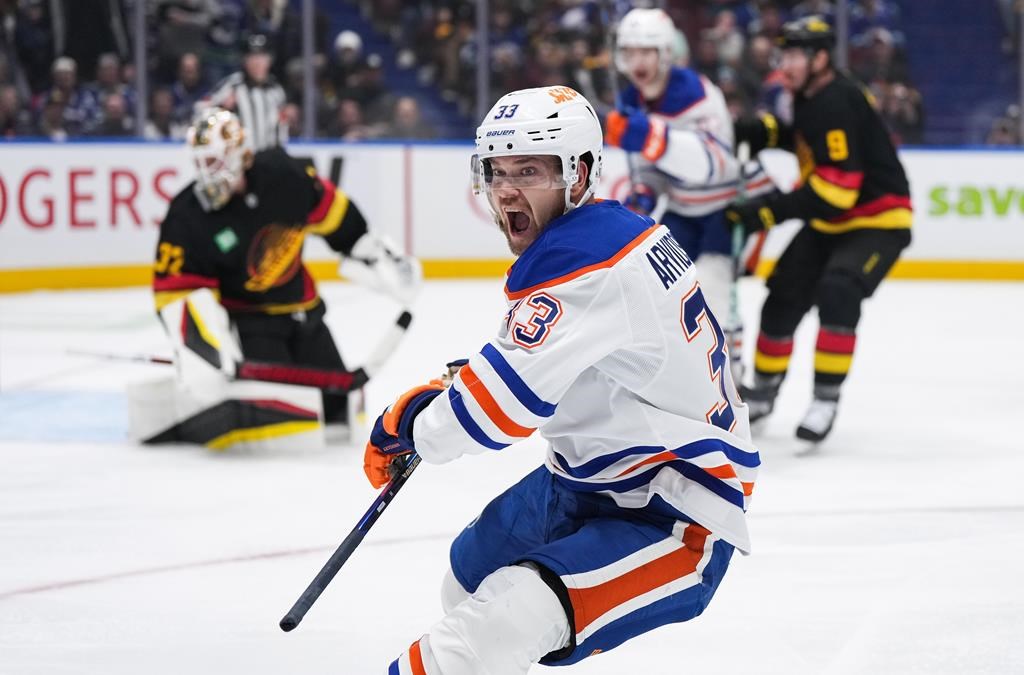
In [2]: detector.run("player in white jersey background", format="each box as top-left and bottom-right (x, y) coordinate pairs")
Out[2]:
(362, 85), (759, 674)
(603, 8), (775, 382)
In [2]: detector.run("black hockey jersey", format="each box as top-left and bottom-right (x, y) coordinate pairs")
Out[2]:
(745, 72), (912, 234)
(153, 148), (366, 314)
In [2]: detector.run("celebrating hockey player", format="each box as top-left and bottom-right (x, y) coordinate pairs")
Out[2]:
(603, 7), (774, 380)
(725, 16), (913, 442)
(150, 108), (421, 443)
(365, 86), (759, 673)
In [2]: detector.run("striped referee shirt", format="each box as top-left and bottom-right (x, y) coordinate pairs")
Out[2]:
(201, 72), (287, 151)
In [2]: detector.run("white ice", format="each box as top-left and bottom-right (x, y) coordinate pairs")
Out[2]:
(1, 278), (1022, 675)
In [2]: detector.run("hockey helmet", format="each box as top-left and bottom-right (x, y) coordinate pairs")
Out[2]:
(471, 86), (603, 213)
(779, 15), (836, 53)
(615, 8), (686, 72)
(187, 108), (251, 211)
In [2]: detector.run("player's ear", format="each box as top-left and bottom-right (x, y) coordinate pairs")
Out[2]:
(570, 158), (590, 202)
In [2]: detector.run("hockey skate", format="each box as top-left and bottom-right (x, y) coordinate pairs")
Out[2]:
(740, 384), (776, 424)
(796, 398), (838, 442)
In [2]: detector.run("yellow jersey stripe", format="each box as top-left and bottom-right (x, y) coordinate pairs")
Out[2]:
(306, 190), (350, 237)
(808, 173), (859, 209)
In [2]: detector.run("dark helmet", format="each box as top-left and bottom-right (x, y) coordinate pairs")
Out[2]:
(778, 15), (835, 53)
(244, 33), (272, 56)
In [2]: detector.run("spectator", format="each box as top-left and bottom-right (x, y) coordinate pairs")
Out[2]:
(35, 87), (67, 140)
(386, 96), (435, 139)
(327, 30), (366, 97)
(850, 0), (903, 47)
(52, 0), (130, 82)
(205, 0), (248, 83)
(43, 56), (98, 135)
(281, 100), (301, 137)
(144, 87), (187, 140)
(0, 82), (32, 136)
(88, 91), (132, 136)
(706, 9), (745, 68)
(12, 0), (53, 94)
(325, 97), (379, 140)
(852, 26), (909, 84)
(154, 0), (218, 83)
(880, 81), (924, 145)
(986, 106), (1020, 146)
(90, 52), (136, 117)
(202, 33), (287, 150)
(171, 52), (206, 125)
(747, 1), (786, 41)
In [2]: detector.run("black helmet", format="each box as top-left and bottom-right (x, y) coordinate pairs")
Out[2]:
(778, 15), (835, 52)
(244, 33), (272, 55)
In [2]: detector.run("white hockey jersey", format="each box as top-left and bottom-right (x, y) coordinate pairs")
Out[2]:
(414, 200), (759, 553)
(621, 67), (774, 217)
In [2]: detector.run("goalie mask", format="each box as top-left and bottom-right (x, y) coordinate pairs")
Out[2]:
(471, 86), (603, 214)
(187, 108), (251, 211)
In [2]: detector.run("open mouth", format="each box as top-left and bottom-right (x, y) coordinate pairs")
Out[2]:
(506, 209), (531, 235)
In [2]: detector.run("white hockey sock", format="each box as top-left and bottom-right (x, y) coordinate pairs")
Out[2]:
(414, 564), (571, 675)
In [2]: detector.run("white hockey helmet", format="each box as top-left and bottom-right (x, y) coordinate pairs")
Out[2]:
(615, 8), (687, 72)
(471, 86), (603, 213)
(187, 108), (251, 211)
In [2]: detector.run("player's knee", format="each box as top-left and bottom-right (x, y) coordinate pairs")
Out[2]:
(816, 273), (864, 328)
(426, 564), (571, 675)
(440, 567), (470, 614)
(760, 290), (806, 337)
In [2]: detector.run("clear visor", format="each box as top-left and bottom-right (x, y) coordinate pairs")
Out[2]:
(471, 154), (571, 195)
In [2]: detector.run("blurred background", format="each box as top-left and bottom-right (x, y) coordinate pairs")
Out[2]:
(0, 0), (1019, 146)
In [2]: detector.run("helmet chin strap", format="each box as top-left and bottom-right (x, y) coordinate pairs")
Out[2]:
(563, 181), (596, 213)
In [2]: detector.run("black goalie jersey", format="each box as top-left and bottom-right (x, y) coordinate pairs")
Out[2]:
(748, 72), (912, 234)
(153, 148), (366, 314)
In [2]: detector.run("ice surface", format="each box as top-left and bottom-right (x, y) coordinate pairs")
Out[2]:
(1, 279), (1022, 674)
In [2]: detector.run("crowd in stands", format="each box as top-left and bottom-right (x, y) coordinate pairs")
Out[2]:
(0, 0), (1010, 146)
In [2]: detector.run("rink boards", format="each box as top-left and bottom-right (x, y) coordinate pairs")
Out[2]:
(1, 142), (1023, 291)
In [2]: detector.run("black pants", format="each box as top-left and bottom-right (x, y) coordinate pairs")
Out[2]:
(756, 225), (911, 394)
(231, 301), (349, 423)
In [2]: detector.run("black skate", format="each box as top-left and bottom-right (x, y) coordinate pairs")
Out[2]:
(796, 398), (838, 442)
(740, 384), (776, 424)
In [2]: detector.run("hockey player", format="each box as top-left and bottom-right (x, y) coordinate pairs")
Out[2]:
(365, 86), (759, 673)
(153, 108), (421, 433)
(725, 16), (912, 442)
(603, 7), (775, 380)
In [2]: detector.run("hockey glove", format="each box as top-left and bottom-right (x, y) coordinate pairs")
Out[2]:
(623, 183), (658, 216)
(733, 112), (781, 155)
(364, 380), (445, 488)
(605, 109), (668, 161)
(725, 196), (779, 237)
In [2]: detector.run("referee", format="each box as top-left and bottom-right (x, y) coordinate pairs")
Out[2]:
(201, 34), (287, 150)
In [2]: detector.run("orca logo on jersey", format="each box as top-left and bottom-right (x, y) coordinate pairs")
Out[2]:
(646, 232), (694, 290)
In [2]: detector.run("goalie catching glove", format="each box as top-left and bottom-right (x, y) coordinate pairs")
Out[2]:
(342, 233), (423, 307)
(363, 360), (466, 488)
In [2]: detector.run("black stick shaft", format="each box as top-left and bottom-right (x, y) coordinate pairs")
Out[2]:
(279, 454), (421, 632)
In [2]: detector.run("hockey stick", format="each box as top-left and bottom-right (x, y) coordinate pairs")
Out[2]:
(279, 452), (422, 632)
(728, 141), (751, 332)
(67, 349), (174, 365)
(65, 310), (412, 392)
(599, 0), (639, 185)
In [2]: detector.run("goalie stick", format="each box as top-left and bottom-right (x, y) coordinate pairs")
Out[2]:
(279, 453), (421, 632)
(68, 310), (413, 393)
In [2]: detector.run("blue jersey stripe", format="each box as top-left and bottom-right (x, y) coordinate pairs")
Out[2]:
(448, 386), (508, 451)
(480, 343), (556, 418)
(670, 439), (761, 469)
(554, 439), (759, 479)
(554, 458), (745, 508)
(388, 659), (400, 675)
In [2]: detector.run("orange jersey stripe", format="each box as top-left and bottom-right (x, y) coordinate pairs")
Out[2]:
(566, 524), (710, 634)
(459, 365), (535, 438)
(408, 639), (427, 675)
(505, 226), (659, 300)
(614, 450), (677, 478)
